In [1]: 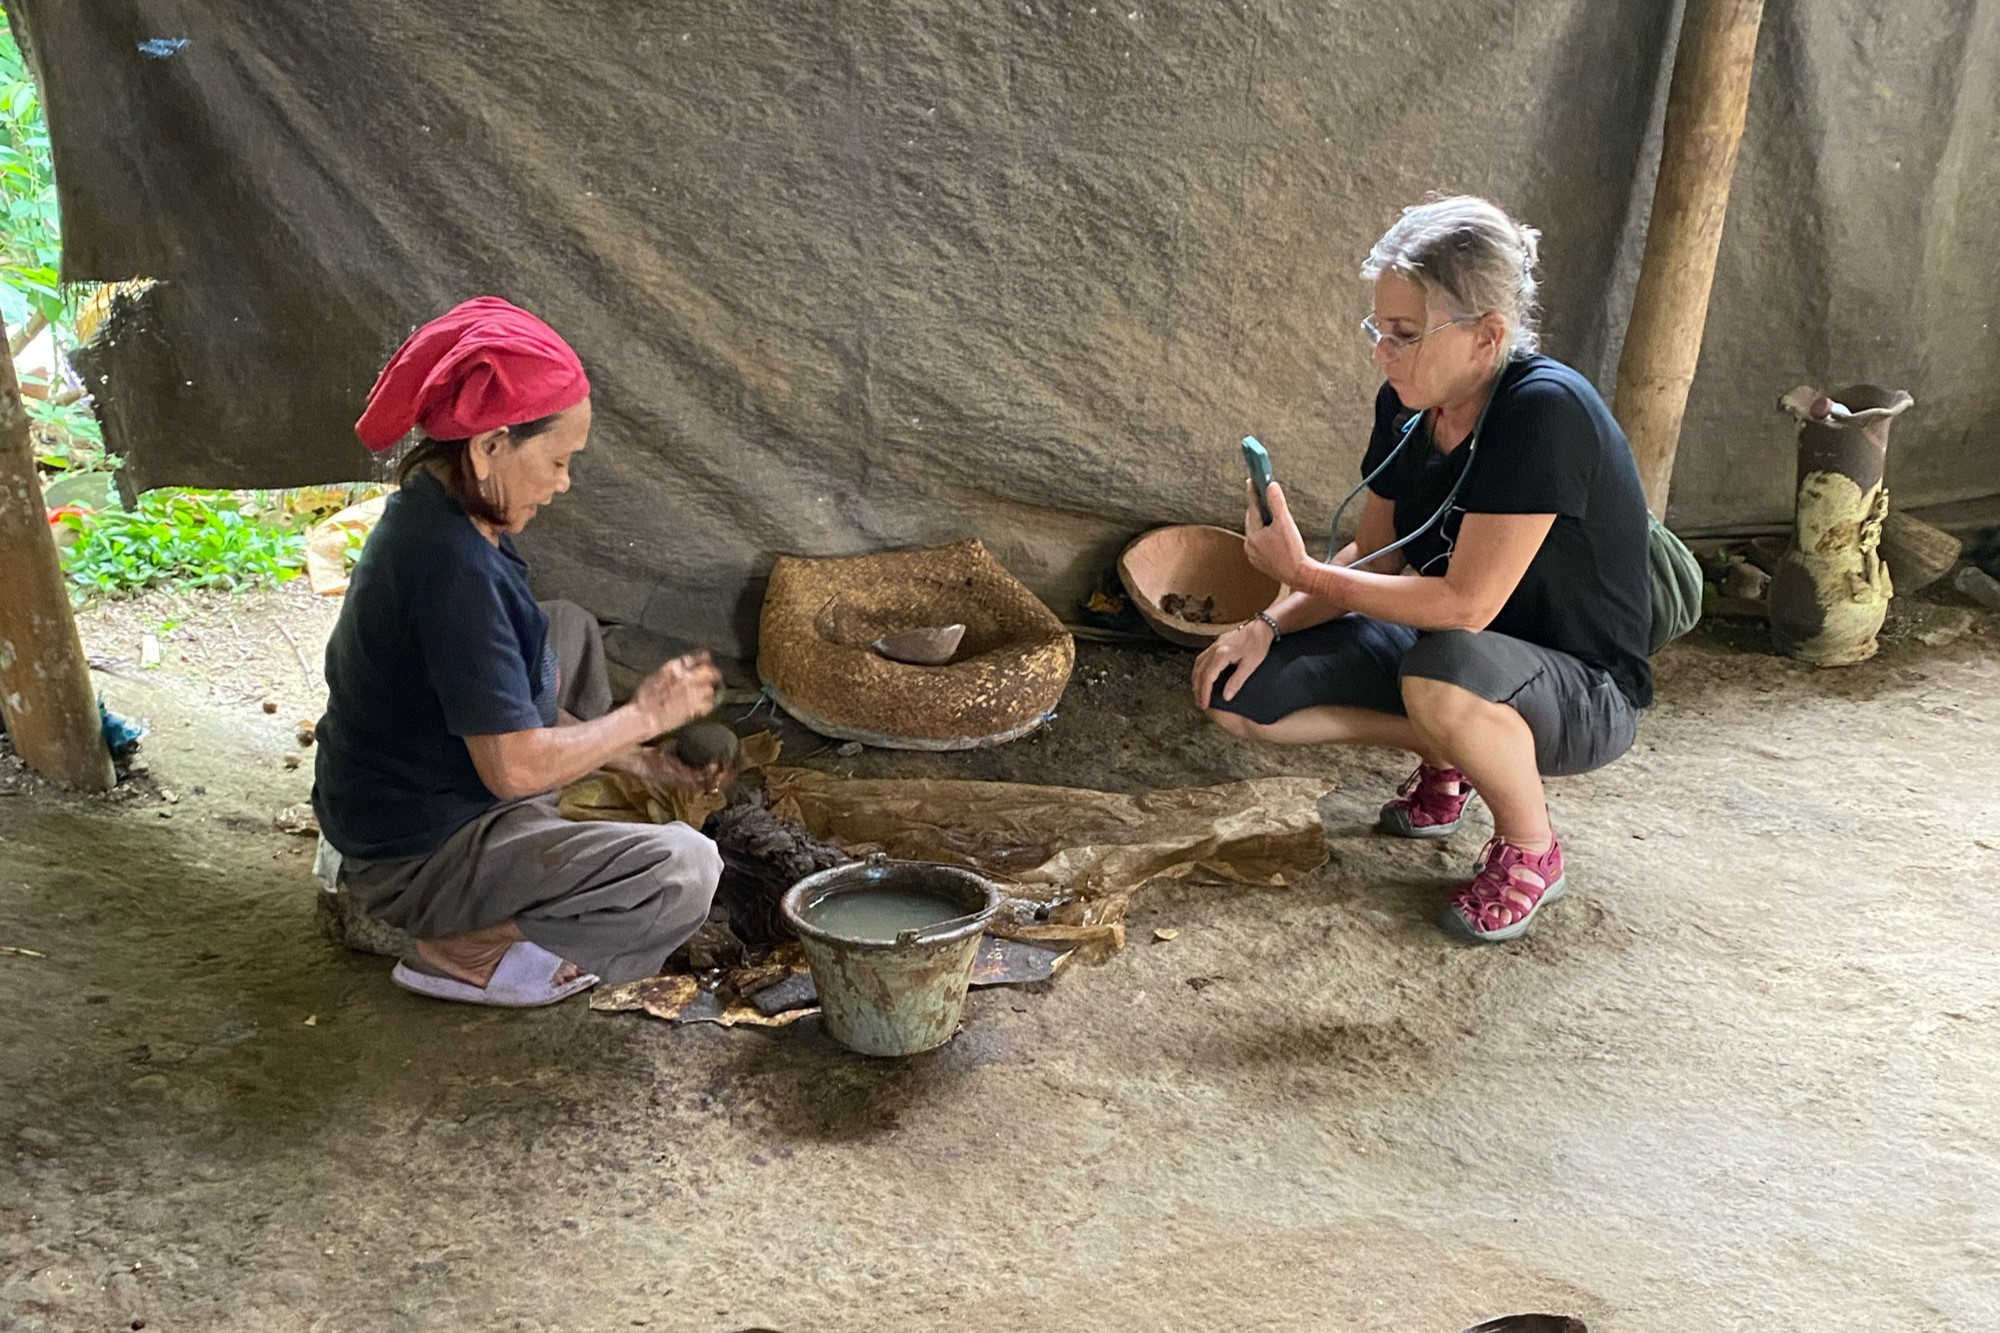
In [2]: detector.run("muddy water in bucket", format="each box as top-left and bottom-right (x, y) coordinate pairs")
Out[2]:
(802, 888), (973, 942)
(781, 857), (1002, 1057)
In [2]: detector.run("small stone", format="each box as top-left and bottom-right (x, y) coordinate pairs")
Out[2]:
(836, 741), (863, 757)
(262, 700), (278, 714)
(1720, 558), (1769, 601)
(161, 789), (180, 804)
(1153, 927), (1180, 942)
(296, 722), (316, 747)
(283, 754), (301, 770)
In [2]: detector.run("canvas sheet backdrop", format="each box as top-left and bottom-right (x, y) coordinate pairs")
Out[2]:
(10, 0), (1997, 656)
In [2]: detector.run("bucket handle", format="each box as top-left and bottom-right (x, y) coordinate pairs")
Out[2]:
(856, 852), (995, 944)
(894, 907), (989, 947)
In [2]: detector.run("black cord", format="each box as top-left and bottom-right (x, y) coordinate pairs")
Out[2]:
(1325, 376), (1501, 569)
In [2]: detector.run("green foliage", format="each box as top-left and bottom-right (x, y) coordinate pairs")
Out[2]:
(26, 394), (110, 470)
(60, 490), (307, 598)
(0, 28), (62, 333)
(238, 483), (387, 532)
(2, 33), (346, 608)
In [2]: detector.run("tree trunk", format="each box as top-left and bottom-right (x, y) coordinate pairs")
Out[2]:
(0, 315), (116, 792)
(1613, 0), (1766, 517)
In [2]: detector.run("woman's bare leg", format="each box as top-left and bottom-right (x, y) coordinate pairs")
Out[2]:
(1400, 676), (1550, 851)
(1206, 704), (1447, 765)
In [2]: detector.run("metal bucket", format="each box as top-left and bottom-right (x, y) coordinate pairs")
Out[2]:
(780, 855), (1002, 1057)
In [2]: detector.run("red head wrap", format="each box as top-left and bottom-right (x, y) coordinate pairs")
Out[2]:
(355, 297), (590, 452)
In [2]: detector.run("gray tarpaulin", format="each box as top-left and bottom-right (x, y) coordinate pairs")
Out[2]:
(7, 0), (1996, 655)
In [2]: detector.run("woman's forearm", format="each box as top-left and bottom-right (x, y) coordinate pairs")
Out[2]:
(1260, 534), (1403, 633)
(465, 706), (658, 800)
(559, 708), (650, 774)
(1263, 590), (1342, 635)
(1287, 559), (1484, 632)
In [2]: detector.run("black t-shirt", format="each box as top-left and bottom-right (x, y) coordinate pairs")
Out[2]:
(312, 469), (559, 860)
(1359, 355), (1654, 708)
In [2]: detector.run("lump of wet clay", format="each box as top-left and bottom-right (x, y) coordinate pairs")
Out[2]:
(703, 786), (854, 947)
(871, 624), (966, 666)
(673, 722), (743, 770)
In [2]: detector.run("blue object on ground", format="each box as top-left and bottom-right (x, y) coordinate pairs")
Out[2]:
(99, 701), (147, 756)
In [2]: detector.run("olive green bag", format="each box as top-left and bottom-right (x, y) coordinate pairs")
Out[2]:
(1646, 514), (1703, 654)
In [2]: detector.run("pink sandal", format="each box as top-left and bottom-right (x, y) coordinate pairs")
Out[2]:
(1380, 763), (1477, 839)
(1441, 835), (1567, 943)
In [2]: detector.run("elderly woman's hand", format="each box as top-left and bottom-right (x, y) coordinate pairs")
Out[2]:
(1243, 480), (1309, 584)
(625, 747), (734, 794)
(631, 651), (723, 738)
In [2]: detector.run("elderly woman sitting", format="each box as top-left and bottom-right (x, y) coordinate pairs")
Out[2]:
(1196, 197), (1654, 943)
(313, 298), (725, 1006)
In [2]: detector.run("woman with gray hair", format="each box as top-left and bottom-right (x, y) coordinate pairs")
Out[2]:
(1194, 196), (1653, 944)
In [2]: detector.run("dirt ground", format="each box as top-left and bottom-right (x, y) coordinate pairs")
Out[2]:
(2, 583), (1996, 1332)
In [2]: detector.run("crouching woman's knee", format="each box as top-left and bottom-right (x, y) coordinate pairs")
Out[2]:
(1398, 630), (1492, 726)
(1205, 707), (1275, 741)
(655, 822), (724, 919)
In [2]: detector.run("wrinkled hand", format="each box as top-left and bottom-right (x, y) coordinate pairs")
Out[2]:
(1243, 479), (1309, 585)
(1192, 618), (1275, 710)
(630, 651), (723, 738)
(627, 746), (734, 794)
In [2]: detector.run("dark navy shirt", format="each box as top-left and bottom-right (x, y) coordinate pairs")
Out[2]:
(1361, 355), (1655, 709)
(312, 468), (556, 860)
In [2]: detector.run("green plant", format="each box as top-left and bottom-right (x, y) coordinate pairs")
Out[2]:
(26, 394), (110, 470)
(0, 29), (61, 336)
(60, 489), (307, 598)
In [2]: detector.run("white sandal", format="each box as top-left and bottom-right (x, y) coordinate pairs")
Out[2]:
(391, 940), (598, 1007)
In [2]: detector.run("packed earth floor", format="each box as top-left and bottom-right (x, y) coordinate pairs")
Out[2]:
(1, 584), (1995, 1332)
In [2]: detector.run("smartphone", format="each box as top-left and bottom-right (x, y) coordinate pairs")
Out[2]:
(1241, 436), (1274, 526)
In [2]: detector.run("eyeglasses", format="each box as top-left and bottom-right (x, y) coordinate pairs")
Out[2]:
(1360, 314), (1470, 359)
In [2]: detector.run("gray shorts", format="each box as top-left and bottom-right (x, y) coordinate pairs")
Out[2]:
(1209, 616), (1640, 777)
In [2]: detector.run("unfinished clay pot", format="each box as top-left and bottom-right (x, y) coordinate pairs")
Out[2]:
(1117, 524), (1284, 649)
(1770, 384), (1913, 665)
(871, 623), (966, 666)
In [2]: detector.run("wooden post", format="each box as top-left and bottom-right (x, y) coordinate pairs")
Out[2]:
(0, 314), (116, 792)
(1613, 0), (1766, 517)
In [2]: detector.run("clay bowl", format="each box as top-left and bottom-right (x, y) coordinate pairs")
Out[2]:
(1116, 524), (1285, 649)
